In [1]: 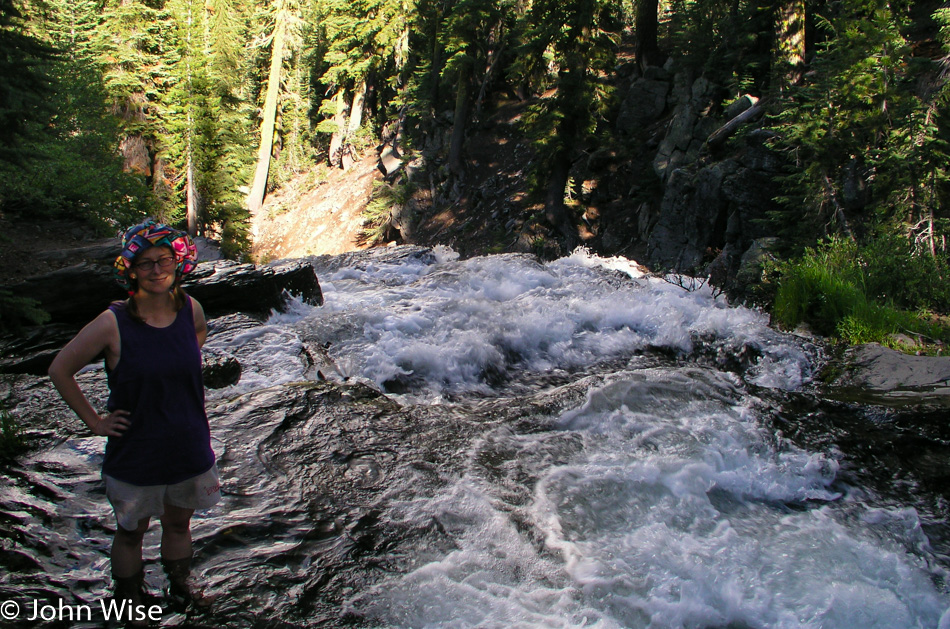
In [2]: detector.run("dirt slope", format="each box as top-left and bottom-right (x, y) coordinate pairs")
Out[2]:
(250, 153), (381, 261)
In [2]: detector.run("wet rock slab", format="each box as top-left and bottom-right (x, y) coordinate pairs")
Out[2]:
(828, 343), (950, 407)
(0, 361), (590, 626)
(182, 259), (324, 318)
(842, 343), (950, 390)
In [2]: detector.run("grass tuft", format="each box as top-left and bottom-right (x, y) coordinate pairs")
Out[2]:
(772, 237), (950, 351)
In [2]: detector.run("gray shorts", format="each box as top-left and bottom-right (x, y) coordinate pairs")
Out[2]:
(104, 464), (221, 531)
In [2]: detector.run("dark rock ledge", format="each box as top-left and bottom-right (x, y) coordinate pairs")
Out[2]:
(824, 343), (950, 408)
(0, 259), (323, 375)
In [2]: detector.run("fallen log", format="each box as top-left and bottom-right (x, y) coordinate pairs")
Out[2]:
(705, 99), (766, 150)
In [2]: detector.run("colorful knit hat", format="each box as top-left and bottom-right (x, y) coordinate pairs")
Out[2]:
(114, 219), (198, 293)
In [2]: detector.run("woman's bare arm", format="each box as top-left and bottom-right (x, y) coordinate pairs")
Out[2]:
(48, 310), (129, 437)
(191, 297), (208, 348)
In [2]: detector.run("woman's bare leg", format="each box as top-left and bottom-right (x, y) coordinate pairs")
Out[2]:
(160, 504), (213, 607)
(111, 518), (150, 577)
(159, 503), (195, 561)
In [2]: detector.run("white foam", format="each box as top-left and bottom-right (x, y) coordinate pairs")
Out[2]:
(349, 481), (622, 629)
(533, 372), (947, 628)
(295, 249), (812, 398)
(349, 369), (949, 628)
(552, 246), (647, 279)
(204, 324), (308, 397)
(433, 244), (461, 264)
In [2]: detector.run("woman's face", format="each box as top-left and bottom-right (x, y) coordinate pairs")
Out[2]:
(129, 246), (176, 295)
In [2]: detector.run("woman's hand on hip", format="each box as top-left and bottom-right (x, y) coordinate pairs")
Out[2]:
(94, 410), (131, 437)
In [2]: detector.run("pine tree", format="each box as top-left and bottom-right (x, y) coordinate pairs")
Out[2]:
(0, 0), (151, 226)
(635, 0), (661, 68)
(93, 0), (178, 214)
(514, 0), (621, 246)
(161, 0), (252, 250)
(165, 0), (203, 234)
(316, 0), (413, 168)
(774, 0), (805, 91)
(769, 0), (917, 245)
(269, 0), (323, 186)
(0, 0), (56, 164)
(442, 0), (514, 173)
(248, 0), (300, 212)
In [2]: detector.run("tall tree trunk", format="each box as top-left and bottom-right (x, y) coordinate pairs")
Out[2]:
(476, 40), (505, 118)
(185, 0), (197, 236)
(328, 90), (347, 168)
(428, 3), (445, 109)
(152, 156), (173, 219)
(635, 0), (660, 69)
(542, 48), (586, 249)
(247, 4), (287, 214)
(543, 147), (576, 245)
(347, 78), (367, 137)
(448, 59), (472, 174)
(774, 0), (805, 94)
(186, 155), (198, 236)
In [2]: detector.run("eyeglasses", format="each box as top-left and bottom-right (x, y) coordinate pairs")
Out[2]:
(134, 255), (176, 272)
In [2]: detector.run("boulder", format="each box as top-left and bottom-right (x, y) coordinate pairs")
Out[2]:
(1, 258), (323, 328)
(0, 323), (77, 375)
(734, 237), (780, 288)
(616, 77), (671, 134)
(837, 344), (950, 392)
(738, 129), (784, 173)
(727, 237), (781, 302)
(652, 73), (723, 181)
(820, 343), (950, 409)
(35, 241), (118, 265)
(721, 165), (776, 241)
(379, 146), (403, 177)
(201, 346), (242, 389)
(647, 161), (736, 272)
(182, 259), (324, 318)
(4, 262), (119, 328)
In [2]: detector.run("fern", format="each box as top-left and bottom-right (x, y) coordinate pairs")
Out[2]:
(0, 288), (51, 333)
(360, 180), (415, 246)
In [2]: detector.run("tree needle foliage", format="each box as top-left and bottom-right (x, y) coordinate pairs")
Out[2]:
(361, 180), (414, 246)
(0, 409), (27, 462)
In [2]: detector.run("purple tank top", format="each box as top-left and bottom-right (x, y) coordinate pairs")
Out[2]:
(104, 297), (214, 485)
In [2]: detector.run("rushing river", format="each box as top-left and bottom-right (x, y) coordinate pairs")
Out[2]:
(2, 246), (949, 628)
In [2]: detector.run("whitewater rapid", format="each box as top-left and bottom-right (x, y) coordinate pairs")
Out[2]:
(212, 246), (811, 402)
(196, 246), (950, 628)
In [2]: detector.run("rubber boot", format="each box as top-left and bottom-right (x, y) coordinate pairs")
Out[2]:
(112, 569), (149, 627)
(162, 555), (215, 610)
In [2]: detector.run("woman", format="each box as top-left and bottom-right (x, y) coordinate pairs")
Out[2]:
(48, 220), (219, 614)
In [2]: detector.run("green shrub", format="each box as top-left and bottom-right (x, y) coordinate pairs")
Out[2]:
(0, 288), (51, 333)
(360, 181), (414, 245)
(773, 237), (950, 347)
(860, 232), (950, 312)
(217, 208), (252, 260)
(772, 238), (865, 335)
(0, 410), (27, 462)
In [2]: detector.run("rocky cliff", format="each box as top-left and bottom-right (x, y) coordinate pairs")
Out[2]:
(260, 59), (789, 301)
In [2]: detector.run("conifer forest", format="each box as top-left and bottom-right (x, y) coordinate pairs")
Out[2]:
(2, 0), (950, 344)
